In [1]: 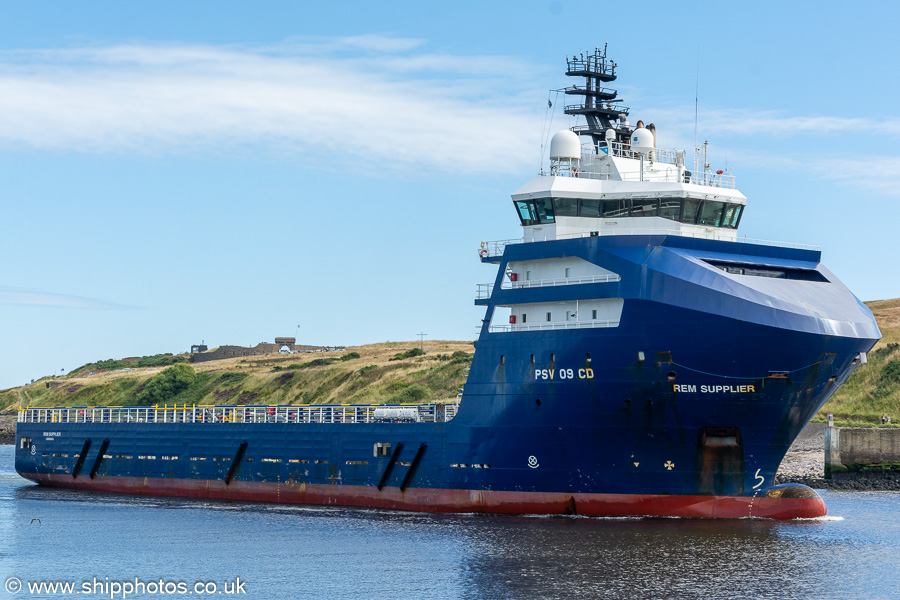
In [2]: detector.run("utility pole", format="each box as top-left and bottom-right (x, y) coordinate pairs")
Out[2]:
(417, 332), (427, 349)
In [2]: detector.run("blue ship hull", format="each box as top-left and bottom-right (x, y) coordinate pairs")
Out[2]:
(15, 234), (879, 519)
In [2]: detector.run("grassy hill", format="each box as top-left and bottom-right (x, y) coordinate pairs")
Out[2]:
(0, 341), (474, 412)
(814, 298), (900, 424)
(1, 298), (898, 420)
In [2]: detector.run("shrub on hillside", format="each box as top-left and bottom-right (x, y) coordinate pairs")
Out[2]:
(872, 343), (900, 363)
(136, 354), (185, 368)
(134, 364), (197, 405)
(386, 381), (408, 392)
(388, 383), (430, 404)
(289, 358), (338, 370)
(881, 359), (900, 384)
(340, 352), (361, 361)
(450, 350), (472, 364)
(389, 348), (426, 361)
(77, 353), (185, 373)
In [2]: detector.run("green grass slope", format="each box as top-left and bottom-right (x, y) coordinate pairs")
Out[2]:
(816, 299), (900, 424)
(0, 342), (474, 412)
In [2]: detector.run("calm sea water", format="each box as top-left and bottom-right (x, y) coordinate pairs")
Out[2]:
(1, 444), (898, 600)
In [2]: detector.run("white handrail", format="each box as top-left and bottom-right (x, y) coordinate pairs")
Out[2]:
(489, 320), (619, 333)
(17, 402), (460, 425)
(475, 274), (620, 299)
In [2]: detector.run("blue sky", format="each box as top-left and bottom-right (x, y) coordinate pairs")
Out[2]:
(1, 1), (898, 389)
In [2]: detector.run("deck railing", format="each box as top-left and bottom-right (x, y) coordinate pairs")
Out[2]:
(476, 274), (620, 299)
(489, 320), (619, 333)
(17, 402), (459, 425)
(479, 231), (819, 258)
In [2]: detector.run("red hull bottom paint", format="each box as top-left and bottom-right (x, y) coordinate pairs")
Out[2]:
(24, 473), (826, 520)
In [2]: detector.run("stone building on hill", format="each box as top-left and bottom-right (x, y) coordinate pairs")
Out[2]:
(190, 337), (322, 363)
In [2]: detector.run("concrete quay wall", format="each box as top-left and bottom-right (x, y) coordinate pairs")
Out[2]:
(825, 426), (900, 477)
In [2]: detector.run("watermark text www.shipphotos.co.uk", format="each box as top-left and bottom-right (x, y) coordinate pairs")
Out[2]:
(5, 576), (247, 598)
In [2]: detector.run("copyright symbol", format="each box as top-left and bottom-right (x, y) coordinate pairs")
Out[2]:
(5, 576), (22, 594)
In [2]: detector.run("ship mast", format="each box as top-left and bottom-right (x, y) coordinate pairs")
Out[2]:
(564, 44), (631, 148)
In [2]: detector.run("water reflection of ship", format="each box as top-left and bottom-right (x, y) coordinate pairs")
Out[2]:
(458, 516), (833, 599)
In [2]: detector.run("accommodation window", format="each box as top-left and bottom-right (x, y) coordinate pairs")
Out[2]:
(592, 309), (598, 319)
(564, 267), (571, 278)
(546, 312), (552, 322)
(526, 270), (532, 281)
(566, 311), (576, 321)
(522, 314), (527, 324)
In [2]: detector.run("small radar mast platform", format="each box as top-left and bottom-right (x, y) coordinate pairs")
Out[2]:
(564, 44), (631, 147)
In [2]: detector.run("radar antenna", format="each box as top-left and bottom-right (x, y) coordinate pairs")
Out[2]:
(563, 44), (631, 148)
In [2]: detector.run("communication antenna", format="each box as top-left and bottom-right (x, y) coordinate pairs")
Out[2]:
(694, 46), (700, 150)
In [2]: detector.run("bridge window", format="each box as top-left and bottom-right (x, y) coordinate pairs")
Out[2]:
(682, 198), (701, 224)
(601, 199), (630, 218)
(553, 197), (578, 217)
(515, 199), (555, 225)
(698, 200), (725, 227)
(659, 198), (681, 221)
(631, 198), (659, 217)
(535, 198), (555, 223)
(722, 204), (743, 229)
(580, 199), (602, 217)
(516, 197), (744, 229)
(515, 201), (539, 226)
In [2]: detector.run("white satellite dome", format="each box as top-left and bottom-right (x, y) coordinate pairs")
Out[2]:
(630, 127), (655, 154)
(549, 130), (581, 160)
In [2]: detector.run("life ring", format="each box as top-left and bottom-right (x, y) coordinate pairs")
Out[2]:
(479, 249), (489, 258)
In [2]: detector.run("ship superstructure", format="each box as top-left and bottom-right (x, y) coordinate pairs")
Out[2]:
(14, 48), (880, 519)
